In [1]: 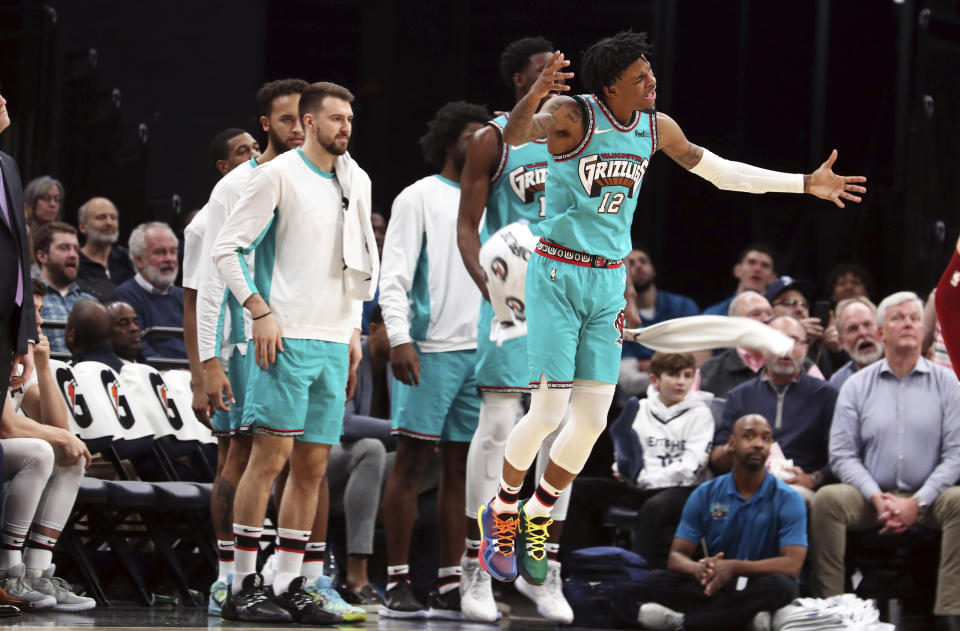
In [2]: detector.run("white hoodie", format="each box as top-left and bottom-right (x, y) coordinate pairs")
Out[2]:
(633, 385), (715, 489)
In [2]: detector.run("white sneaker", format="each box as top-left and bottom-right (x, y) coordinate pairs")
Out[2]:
(751, 610), (772, 631)
(1, 563), (56, 610)
(29, 565), (96, 611)
(637, 602), (684, 631)
(515, 560), (573, 624)
(460, 557), (498, 622)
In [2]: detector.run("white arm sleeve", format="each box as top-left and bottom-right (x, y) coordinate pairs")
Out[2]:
(689, 148), (804, 194)
(212, 165), (281, 310)
(378, 190), (423, 349)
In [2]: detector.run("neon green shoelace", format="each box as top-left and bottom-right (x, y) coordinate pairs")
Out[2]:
(523, 515), (553, 560)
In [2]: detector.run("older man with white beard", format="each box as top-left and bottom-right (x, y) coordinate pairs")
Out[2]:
(710, 316), (838, 503)
(76, 197), (135, 302)
(828, 297), (884, 390)
(109, 222), (185, 360)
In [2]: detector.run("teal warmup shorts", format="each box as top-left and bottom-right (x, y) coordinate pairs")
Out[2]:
(391, 348), (481, 442)
(525, 252), (627, 387)
(211, 345), (252, 436)
(242, 338), (348, 444)
(475, 299), (530, 394)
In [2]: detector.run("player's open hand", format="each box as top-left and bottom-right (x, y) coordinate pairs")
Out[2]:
(531, 51), (574, 101)
(252, 312), (283, 370)
(391, 342), (421, 386)
(806, 149), (867, 208)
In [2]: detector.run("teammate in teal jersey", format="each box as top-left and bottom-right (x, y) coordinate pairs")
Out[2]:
(457, 36), (573, 623)
(478, 31), (867, 587)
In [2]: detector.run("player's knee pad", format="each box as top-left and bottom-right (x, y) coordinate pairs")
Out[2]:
(547, 380), (615, 474)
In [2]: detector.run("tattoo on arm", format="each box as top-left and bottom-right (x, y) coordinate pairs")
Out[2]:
(565, 106), (582, 124)
(531, 112), (557, 139)
(676, 143), (704, 169)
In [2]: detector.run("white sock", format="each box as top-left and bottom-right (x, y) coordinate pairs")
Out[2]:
(491, 479), (523, 515)
(437, 566), (461, 595)
(524, 478), (562, 519)
(272, 527), (310, 595)
(302, 542), (326, 582)
(23, 531), (57, 573)
(216, 540), (235, 582)
(387, 564), (409, 591)
(232, 523), (262, 592)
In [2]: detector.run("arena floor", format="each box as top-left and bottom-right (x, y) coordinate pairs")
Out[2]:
(1, 607), (570, 631)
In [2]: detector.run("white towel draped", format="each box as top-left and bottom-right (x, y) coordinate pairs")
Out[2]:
(623, 315), (795, 356)
(336, 151), (379, 301)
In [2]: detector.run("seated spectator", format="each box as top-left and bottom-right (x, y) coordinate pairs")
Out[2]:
(106, 301), (145, 364)
(811, 291), (960, 627)
(333, 305), (391, 606)
(637, 414), (805, 631)
(709, 316), (837, 503)
(564, 352), (713, 569)
(65, 299), (125, 373)
(824, 262), (872, 306)
(767, 276), (839, 377)
(33, 222), (96, 355)
(829, 296), (882, 390)
(2, 279), (94, 610)
(76, 197), (135, 302)
(110, 222), (186, 361)
(701, 245), (776, 317)
(619, 248), (702, 397)
(23, 176), (63, 230)
(700, 291), (824, 397)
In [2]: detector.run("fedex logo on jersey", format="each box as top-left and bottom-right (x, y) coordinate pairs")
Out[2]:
(508, 163), (547, 203)
(577, 153), (649, 198)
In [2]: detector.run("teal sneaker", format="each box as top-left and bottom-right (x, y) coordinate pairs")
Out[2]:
(208, 576), (229, 616)
(516, 500), (551, 586)
(304, 575), (366, 623)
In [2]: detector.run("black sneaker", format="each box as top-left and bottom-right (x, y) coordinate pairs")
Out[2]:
(339, 583), (384, 609)
(426, 587), (465, 621)
(378, 580), (426, 619)
(273, 576), (344, 625)
(221, 573), (291, 622)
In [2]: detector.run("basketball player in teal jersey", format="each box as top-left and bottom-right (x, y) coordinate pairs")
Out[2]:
(478, 31), (867, 587)
(457, 36), (572, 623)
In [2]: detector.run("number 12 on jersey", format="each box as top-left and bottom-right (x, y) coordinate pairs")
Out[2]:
(597, 191), (625, 214)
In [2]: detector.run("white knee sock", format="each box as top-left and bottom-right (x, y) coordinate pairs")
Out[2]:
(1, 438), (55, 571)
(503, 380), (571, 472)
(548, 380), (615, 475)
(466, 393), (522, 517)
(23, 461), (84, 573)
(232, 523), (262, 591)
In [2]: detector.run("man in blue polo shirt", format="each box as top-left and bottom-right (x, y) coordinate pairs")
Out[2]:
(638, 414), (806, 631)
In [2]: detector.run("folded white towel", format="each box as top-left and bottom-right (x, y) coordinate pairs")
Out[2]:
(478, 220), (540, 345)
(623, 315), (795, 356)
(336, 151), (379, 301)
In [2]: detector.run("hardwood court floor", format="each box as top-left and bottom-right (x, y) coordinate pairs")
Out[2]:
(1, 608), (578, 631)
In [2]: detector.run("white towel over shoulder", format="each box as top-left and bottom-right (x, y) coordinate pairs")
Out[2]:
(623, 315), (794, 356)
(337, 151), (379, 302)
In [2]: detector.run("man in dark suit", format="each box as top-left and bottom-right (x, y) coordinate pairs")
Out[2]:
(0, 90), (38, 395)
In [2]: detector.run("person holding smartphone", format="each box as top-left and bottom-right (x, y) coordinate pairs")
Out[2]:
(766, 277), (840, 378)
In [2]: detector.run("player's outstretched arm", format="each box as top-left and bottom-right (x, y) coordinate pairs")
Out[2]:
(457, 126), (499, 300)
(657, 112), (867, 206)
(502, 51), (574, 145)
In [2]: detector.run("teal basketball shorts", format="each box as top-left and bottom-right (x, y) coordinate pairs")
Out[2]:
(475, 299), (530, 394)
(242, 338), (349, 444)
(525, 245), (627, 388)
(211, 345), (252, 436)
(392, 348), (481, 442)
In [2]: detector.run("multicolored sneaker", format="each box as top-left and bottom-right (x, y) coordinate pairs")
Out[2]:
(477, 499), (519, 582)
(207, 576), (229, 616)
(304, 574), (366, 623)
(516, 500), (551, 586)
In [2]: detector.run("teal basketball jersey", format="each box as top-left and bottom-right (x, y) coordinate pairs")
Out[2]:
(481, 115), (550, 242)
(538, 95), (657, 259)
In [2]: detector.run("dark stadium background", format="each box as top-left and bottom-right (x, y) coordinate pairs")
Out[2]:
(1, 0), (958, 307)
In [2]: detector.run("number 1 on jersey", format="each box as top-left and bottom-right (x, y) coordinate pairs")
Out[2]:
(538, 196), (546, 218)
(597, 192), (625, 214)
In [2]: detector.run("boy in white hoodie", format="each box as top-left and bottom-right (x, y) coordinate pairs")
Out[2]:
(563, 352), (714, 568)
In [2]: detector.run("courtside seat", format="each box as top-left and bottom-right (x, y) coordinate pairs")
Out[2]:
(102, 480), (157, 509)
(75, 477), (109, 504)
(152, 481), (207, 510)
